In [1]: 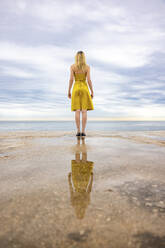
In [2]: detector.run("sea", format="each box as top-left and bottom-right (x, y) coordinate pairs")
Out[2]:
(0, 121), (165, 132)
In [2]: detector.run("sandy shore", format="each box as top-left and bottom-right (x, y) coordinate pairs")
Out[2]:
(0, 130), (165, 248)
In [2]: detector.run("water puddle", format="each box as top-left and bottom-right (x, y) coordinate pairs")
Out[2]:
(0, 132), (165, 247)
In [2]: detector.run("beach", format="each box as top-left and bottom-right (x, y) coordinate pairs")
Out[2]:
(0, 130), (165, 248)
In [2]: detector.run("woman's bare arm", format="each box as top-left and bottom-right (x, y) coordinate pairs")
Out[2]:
(87, 66), (94, 95)
(68, 65), (74, 94)
(87, 172), (93, 193)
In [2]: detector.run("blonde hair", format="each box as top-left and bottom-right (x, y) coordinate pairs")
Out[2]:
(74, 51), (87, 72)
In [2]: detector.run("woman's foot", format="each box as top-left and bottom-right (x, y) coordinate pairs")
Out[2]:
(76, 132), (81, 136)
(81, 132), (86, 137)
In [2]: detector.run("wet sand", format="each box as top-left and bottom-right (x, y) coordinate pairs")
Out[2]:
(0, 130), (165, 248)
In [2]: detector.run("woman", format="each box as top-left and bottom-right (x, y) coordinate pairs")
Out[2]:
(68, 51), (94, 137)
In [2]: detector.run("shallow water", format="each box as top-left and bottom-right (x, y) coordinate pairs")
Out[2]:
(0, 131), (165, 248)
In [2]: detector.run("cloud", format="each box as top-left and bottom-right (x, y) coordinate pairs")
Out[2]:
(0, 65), (36, 78)
(0, 0), (165, 120)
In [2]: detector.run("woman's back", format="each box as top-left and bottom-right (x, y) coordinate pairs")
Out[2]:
(72, 64), (88, 73)
(72, 64), (89, 81)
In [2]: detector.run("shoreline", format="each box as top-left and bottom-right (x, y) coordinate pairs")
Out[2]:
(0, 130), (165, 148)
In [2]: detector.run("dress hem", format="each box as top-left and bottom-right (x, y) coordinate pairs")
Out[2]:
(71, 108), (94, 111)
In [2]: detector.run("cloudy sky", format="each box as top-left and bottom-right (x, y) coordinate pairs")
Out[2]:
(0, 0), (165, 120)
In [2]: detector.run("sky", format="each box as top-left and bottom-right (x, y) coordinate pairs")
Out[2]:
(0, 0), (165, 121)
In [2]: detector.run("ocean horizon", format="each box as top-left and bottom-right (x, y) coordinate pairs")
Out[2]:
(0, 120), (165, 132)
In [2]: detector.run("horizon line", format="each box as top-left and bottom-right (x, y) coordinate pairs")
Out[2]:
(1, 118), (165, 121)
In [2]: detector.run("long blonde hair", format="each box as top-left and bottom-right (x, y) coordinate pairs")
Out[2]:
(74, 51), (87, 72)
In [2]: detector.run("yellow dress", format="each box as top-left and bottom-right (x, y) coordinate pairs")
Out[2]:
(71, 72), (94, 111)
(71, 160), (94, 193)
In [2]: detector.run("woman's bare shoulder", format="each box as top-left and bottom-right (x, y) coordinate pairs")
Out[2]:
(86, 64), (90, 69)
(71, 64), (75, 69)
(85, 65), (89, 73)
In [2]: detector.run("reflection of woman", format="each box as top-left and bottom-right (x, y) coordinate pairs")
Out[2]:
(68, 160), (94, 219)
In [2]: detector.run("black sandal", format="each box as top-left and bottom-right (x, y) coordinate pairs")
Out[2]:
(76, 132), (81, 136)
(81, 132), (86, 136)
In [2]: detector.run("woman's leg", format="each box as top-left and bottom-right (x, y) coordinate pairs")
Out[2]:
(82, 109), (87, 133)
(75, 109), (80, 132)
